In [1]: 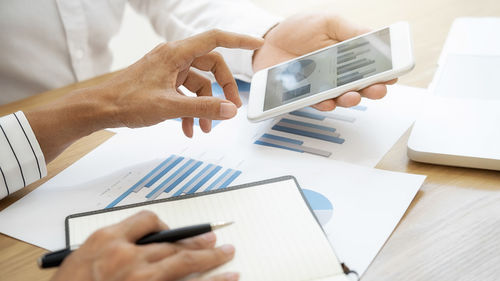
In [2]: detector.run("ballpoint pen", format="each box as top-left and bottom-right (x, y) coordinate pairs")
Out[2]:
(38, 221), (233, 269)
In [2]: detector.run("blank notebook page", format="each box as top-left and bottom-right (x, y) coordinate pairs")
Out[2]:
(67, 178), (347, 281)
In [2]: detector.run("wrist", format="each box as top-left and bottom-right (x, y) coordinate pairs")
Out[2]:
(25, 86), (114, 162)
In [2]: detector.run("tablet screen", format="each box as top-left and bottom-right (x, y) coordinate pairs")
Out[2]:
(263, 28), (392, 111)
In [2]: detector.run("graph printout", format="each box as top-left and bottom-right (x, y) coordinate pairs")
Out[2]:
(106, 155), (242, 208)
(215, 84), (426, 167)
(0, 119), (425, 278)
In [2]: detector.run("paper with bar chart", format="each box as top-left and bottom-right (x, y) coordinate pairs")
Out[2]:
(254, 107), (364, 158)
(0, 122), (425, 277)
(105, 154), (242, 209)
(213, 84), (426, 167)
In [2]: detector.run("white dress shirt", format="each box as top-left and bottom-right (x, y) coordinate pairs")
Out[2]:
(0, 0), (279, 199)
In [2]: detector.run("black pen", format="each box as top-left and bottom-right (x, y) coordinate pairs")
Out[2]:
(38, 221), (233, 269)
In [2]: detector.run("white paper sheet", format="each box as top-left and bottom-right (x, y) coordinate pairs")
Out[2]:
(110, 83), (426, 168)
(0, 117), (425, 276)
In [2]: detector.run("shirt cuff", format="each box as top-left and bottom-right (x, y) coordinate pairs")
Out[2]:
(0, 111), (47, 199)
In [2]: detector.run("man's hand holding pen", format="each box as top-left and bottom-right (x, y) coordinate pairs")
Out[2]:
(49, 211), (239, 281)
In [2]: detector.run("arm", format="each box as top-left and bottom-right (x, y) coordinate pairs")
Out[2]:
(128, 0), (281, 81)
(130, 2), (394, 110)
(0, 112), (46, 200)
(0, 31), (262, 200)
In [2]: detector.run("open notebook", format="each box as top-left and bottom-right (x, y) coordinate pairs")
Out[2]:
(65, 176), (349, 281)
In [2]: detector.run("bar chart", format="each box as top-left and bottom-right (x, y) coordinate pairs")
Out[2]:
(254, 104), (369, 157)
(105, 155), (242, 208)
(337, 41), (376, 86)
(335, 29), (392, 87)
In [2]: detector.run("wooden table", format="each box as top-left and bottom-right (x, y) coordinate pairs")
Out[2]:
(1, 0), (500, 280)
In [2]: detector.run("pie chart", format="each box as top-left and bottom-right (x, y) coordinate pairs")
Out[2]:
(283, 59), (316, 82)
(302, 189), (333, 225)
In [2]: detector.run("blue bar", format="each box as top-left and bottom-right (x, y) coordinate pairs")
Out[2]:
(173, 164), (213, 197)
(206, 169), (232, 191)
(254, 140), (304, 153)
(164, 161), (203, 193)
(134, 156), (175, 192)
(145, 156), (184, 187)
(219, 170), (242, 189)
(105, 157), (175, 208)
(106, 188), (135, 209)
(272, 125), (345, 144)
(105, 181), (144, 209)
(289, 110), (326, 121)
(280, 118), (336, 132)
(187, 166), (222, 194)
(261, 133), (303, 145)
(350, 105), (367, 111)
(146, 159), (194, 198)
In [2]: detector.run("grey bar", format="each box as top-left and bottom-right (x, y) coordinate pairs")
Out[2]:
(337, 51), (355, 61)
(147, 159), (197, 200)
(276, 121), (341, 138)
(338, 58), (368, 70)
(283, 84), (311, 102)
(211, 169), (235, 190)
(133, 157), (176, 192)
(353, 48), (370, 56)
(337, 68), (376, 86)
(337, 55), (356, 64)
(300, 108), (356, 123)
(188, 164), (218, 191)
(337, 49), (370, 64)
(338, 70), (361, 81)
(325, 113), (356, 123)
(338, 41), (369, 54)
(259, 137), (332, 157)
(337, 59), (375, 75)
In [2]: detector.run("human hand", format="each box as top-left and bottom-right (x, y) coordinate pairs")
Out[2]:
(252, 13), (396, 111)
(51, 211), (238, 281)
(26, 30), (263, 162)
(99, 29), (263, 136)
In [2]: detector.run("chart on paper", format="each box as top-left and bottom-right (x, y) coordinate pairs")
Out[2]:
(103, 155), (242, 208)
(302, 189), (334, 225)
(254, 105), (367, 158)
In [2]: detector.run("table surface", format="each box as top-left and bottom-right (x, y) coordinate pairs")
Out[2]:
(1, 0), (500, 280)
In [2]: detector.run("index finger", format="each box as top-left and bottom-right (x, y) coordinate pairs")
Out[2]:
(176, 29), (264, 59)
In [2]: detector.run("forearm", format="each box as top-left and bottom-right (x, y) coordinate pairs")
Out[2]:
(24, 86), (115, 162)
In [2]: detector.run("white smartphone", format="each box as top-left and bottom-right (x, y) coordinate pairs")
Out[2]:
(247, 21), (415, 122)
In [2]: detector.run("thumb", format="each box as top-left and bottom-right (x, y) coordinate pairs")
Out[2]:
(175, 96), (238, 120)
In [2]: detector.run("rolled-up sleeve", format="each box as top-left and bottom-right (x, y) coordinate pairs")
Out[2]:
(129, 0), (282, 81)
(0, 111), (47, 200)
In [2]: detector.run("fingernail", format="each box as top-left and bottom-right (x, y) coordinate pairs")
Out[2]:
(220, 244), (235, 255)
(200, 232), (216, 243)
(224, 272), (239, 281)
(219, 103), (237, 118)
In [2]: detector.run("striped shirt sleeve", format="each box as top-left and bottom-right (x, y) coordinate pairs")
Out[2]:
(0, 111), (47, 199)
